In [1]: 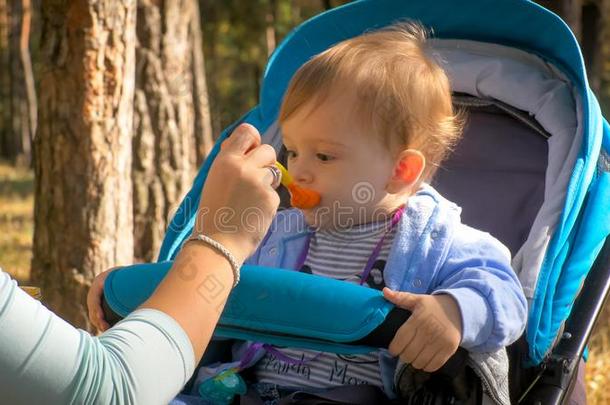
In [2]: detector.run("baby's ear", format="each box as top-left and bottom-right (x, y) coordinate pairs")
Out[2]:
(386, 149), (425, 195)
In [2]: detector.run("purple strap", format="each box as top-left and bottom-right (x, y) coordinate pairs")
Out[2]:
(239, 342), (265, 369)
(296, 207), (404, 280)
(359, 206), (404, 285)
(240, 206), (405, 370)
(295, 232), (313, 270)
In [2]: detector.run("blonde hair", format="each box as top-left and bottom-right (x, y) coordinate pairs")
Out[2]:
(279, 21), (464, 181)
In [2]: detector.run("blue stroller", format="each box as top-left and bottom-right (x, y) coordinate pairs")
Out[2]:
(102, 0), (610, 403)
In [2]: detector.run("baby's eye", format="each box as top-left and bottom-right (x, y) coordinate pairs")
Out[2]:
(286, 150), (297, 159)
(316, 153), (334, 162)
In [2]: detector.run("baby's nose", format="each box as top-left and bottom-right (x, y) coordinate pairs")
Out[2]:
(291, 164), (314, 185)
(294, 171), (313, 185)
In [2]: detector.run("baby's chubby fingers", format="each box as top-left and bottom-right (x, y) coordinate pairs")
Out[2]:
(382, 287), (421, 311)
(421, 350), (452, 373)
(387, 312), (418, 355)
(395, 319), (428, 365)
(410, 343), (439, 370)
(384, 288), (424, 357)
(383, 288), (460, 370)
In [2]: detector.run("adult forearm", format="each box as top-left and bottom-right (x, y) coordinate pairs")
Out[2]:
(0, 270), (195, 405)
(140, 241), (236, 361)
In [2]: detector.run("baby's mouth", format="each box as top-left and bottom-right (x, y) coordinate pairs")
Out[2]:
(275, 161), (320, 209)
(288, 184), (321, 209)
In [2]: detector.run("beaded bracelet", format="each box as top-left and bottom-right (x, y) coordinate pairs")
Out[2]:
(183, 234), (241, 287)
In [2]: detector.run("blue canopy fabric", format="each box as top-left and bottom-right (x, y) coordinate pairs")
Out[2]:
(152, 0), (610, 365)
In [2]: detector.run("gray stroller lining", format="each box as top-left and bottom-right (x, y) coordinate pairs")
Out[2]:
(430, 39), (581, 301)
(433, 98), (547, 258)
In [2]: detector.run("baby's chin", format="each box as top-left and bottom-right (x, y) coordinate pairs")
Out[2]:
(301, 208), (359, 232)
(301, 208), (322, 229)
(300, 207), (332, 231)
(299, 201), (400, 231)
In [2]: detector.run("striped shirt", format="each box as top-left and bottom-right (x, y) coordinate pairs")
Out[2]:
(253, 218), (398, 389)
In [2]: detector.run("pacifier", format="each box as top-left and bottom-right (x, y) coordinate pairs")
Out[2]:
(197, 368), (247, 405)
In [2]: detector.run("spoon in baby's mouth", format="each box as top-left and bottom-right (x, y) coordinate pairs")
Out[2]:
(274, 162), (321, 209)
(220, 136), (321, 209)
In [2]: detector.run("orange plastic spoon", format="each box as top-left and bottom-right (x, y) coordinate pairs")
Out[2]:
(219, 138), (320, 209)
(274, 162), (321, 209)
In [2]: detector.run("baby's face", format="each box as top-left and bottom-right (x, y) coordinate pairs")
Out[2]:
(281, 92), (402, 230)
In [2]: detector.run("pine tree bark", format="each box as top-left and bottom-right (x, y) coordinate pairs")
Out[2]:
(536, 0), (609, 109)
(265, 0), (277, 57)
(191, 0), (214, 165)
(200, 2), (221, 136)
(1, 0), (31, 164)
(585, 0), (610, 110)
(32, 0), (136, 328)
(132, 0), (213, 262)
(19, 0), (37, 154)
(0, 0), (9, 158)
(537, 0), (583, 40)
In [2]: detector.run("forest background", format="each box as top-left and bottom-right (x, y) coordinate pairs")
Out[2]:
(1, 0), (609, 403)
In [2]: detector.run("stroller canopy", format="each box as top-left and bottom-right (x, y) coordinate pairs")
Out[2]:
(155, 0), (610, 365)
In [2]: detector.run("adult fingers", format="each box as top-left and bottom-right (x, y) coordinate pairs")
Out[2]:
(87, 268), (117, 332)
(246, 143), (277, 168)
(222, 123), (261, 156)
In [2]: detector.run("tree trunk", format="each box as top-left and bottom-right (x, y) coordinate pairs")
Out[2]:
(132, 0), (213, 263)
(265, 0), (277, 57)
(562, 0), (583, 39)
(537, 0), (609, 111)
(538, 0), (583, 40)
(19, 0), (37, 153)
(581, 1), (601, 93)
(190, 0), (214, 164)
(291, 0), (302, 24)
(32, 0), (136, 329)
(3, 0), (31, 164)
(0, 0), (9, 159)
(200, 2), (221, 136)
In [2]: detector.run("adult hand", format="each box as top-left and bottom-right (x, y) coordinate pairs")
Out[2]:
(194, 123), (280, 263)
(142, 123), (281, 362)
(87, 267), (118, 332)
(87, 123), (279, 334)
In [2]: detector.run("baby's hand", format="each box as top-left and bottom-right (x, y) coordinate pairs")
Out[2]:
(86, 268), (119, 333)
(383, 288), (462, 372)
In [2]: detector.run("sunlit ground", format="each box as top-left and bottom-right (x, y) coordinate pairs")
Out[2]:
(0, 162), (33, 284)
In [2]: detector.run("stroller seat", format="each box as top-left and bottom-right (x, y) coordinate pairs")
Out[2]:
(102, 1), (610, 404)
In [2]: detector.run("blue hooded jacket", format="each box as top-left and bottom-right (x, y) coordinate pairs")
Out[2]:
(199, 184), (527, 397)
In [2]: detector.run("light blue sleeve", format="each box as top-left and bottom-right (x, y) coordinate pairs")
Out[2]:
(243, 210), (283, 266)
(432, 226), (528, 352)
(0, 269), (195, 405)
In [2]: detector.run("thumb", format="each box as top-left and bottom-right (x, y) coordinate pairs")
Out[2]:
(383, 287), (420, 310)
